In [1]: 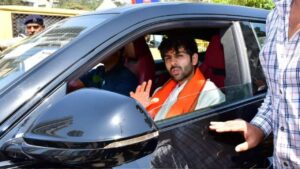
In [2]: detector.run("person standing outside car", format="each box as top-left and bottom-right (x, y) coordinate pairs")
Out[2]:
(24, 15), (45, 36)
(210, 0), (300, 168)
(0, 15), (45, 51)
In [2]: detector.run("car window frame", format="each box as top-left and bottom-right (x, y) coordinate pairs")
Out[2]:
(66, 18), (267, 127)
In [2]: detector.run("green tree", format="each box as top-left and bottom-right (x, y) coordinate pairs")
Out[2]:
(0, 0), (23, 5)
(57, 0), (102, 10)
(212, 0), (275, 9)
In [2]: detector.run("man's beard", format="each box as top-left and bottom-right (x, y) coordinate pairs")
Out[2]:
(170, 65), (193, 83)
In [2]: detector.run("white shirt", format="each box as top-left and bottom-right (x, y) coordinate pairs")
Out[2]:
(154, 80), (225, 121)
(250, 0), (300, 168)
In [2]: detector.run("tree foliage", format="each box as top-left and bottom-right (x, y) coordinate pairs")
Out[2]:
(212, 0), (275, 9)
(0, 0), (102, 10)
(0, 0), (23, 5)
(57, 0), (103, 10)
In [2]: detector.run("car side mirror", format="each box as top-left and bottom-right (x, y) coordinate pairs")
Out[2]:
(19, 89), (158, 167)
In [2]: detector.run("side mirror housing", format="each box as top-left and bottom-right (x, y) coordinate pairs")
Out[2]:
(20, 89), (158, 167)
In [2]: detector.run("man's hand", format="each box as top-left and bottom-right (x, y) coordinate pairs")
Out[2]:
(209, 119), (264, 152)
(130, 80), (153, 108)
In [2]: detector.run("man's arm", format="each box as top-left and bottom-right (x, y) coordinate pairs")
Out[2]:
(67, 68), (100, 92)
(67, 79), (85, 92)
(210, 119), (264, 152)
(209, 89), (272, 152)
(67, 66), (102, 92)
(250, 8), (276, 137)
(250, 89), (273, 136)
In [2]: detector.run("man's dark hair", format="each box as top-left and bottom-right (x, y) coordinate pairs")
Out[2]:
(158, 36), (198, 60)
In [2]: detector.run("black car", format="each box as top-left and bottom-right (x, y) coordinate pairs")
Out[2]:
(0, 2), (272, 168)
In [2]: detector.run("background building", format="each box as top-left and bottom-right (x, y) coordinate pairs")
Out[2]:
(0, 5), (86, 40)
(21, 0), (59, 8)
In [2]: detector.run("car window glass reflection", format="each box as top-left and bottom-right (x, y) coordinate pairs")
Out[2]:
(240, 22), (267, 94)
(0, 15), (113, 92)
(67, 48), (139, 97)
(251, 22), (266, 48)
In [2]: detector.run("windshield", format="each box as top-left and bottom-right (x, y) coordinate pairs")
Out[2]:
(0, 14), (113, 91)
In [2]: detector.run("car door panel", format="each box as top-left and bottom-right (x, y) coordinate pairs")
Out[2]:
(149, 97), (272, 169)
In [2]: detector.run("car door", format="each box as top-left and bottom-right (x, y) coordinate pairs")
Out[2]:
(114, 17), (271, 168)
(142, 22), (271, 169)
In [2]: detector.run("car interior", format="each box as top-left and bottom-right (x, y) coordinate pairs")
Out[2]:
(127, 28), (227, 96)
(66, 23), (264, 120)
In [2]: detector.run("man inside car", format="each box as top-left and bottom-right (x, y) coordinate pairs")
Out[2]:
(130, 36), (225, 121)
(68, 49), (138, 96)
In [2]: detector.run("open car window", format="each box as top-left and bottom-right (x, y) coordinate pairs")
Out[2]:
(66, 23), (264, 123)
(148, 84), (226, 122)
(151, 83), (255, 123)
(0, 14), (114, 91)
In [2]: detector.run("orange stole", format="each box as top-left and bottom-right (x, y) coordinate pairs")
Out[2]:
(147, 69), (206, 119)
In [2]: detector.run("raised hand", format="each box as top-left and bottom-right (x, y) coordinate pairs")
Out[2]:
(130, 80), (153, 108)
(209, 119), (264, 152)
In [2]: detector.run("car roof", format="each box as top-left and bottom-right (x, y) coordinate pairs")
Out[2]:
(86, 2), (268, 20)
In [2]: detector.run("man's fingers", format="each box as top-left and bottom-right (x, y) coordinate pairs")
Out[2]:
(209, 120), (246, 133)
(135, 85), (142, 93)
(209, 122), (223, 130)
(140, 82), (147, 92)
(210, 120), (262, 153)
(145, 80), (152, 94)
(235, 142), (249, 152)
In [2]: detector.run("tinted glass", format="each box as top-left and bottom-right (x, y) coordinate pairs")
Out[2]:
(252, 22), (266, 48)
(240, 22), (267, 94)
(0, 14), (113, 91)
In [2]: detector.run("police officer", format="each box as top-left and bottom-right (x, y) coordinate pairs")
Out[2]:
(24, 15), (45, 36)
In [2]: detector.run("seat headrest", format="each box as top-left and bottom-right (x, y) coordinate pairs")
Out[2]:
(124, 42), (135, 59)
(204, 34), (225, 69)
(124, 37), (155, 84)
(133, 37), (150, 57)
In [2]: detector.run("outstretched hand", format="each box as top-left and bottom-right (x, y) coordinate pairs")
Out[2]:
(209, 119), (264, 152)
(130, 80), (153, 108)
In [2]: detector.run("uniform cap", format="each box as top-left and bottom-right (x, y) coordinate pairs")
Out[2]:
(24, 15), (44, 25)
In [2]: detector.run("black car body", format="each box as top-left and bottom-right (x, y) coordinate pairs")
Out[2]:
(0, 2), (272, 168)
